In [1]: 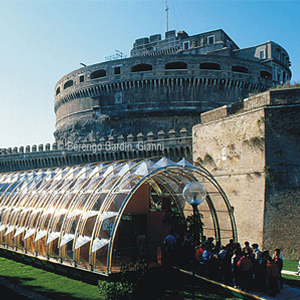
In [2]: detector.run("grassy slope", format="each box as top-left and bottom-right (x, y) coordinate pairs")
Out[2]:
(0, 257), (101, 300)
(6, 256), (300, 299)
(0, 256), (241, 300)
(282, 260), (300, 284)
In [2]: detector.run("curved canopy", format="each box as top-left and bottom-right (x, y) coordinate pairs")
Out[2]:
(0, 157), (237, 275)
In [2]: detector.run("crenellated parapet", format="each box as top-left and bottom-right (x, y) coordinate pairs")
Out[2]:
(200, 87), (300, 124)
(0, 128), (192, 173)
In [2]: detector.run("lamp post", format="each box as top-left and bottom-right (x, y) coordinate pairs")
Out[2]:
(183, 181), (206, 300)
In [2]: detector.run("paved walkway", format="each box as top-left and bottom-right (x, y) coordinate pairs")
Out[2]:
(179, 268), (300, 300)
(252, 271), (300, 300)
(236, 270), (300, 300)
(251, 284), (300, 300)
(282, 270), (300, 276)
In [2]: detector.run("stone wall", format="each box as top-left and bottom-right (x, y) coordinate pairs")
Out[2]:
(193, 87), (300, 259)
(263, 105), (300, 260)
(0, 128), (192, 173)
(193, 108), (266, 247)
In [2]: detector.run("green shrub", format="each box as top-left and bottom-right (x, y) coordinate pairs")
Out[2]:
(98, 280), (135, 300)
(98, 260), (149, 300)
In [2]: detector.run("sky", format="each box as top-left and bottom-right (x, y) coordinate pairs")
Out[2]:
(0, 0), (299, 149)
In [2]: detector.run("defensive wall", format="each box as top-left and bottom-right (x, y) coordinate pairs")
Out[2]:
(193, 87), (300, 259)
(0, 128), (191, 173)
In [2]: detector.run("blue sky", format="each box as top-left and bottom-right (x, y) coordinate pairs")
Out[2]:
(0, 0), (299, 149)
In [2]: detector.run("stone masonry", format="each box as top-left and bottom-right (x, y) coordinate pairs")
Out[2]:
(0, 129), (191, 173)
(193, 87), (300, 260)
(54, 29), (291, 145)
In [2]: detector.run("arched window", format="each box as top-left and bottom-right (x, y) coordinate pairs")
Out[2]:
(90, 69), (106, 79)
(56, 87), (60, 95)
(200, 62), (221, 70)
(165, 62), (187, 70)
(232, 66), (249, 73)
(64, 80), (73, 90)
(260, 71), (272, 80)
(131, 64), (152, 72)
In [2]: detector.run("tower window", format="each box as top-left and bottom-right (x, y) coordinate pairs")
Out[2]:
(260, 71), (272, 80)
(165, 62), (187, 70)
(132, 64), (152, 72)
(63, 80), (73, 90)
(91, 69), (106, 79)
(114, 67), (121, 75)
(183, 41), (190, 50)
(207, 35), (215, 45)
(79, 75), (84, 82)
(232, 66), (249, 73)
(276, 49), (281, 60)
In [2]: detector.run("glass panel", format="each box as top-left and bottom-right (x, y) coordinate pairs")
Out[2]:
(153, 157), (176, 168)
(60, 233), (75, 246)
(92, 238), (109, 252)
(47, 231), (60, 244)
(177, 157), (194, 168)
(14, 226), (25, 238)
(74, 235), (91, 249)
(0, 159), (236, 276)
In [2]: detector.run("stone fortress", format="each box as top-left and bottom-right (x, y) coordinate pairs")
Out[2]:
(1, 29), (300, 259)
(54, 29), (290, 145)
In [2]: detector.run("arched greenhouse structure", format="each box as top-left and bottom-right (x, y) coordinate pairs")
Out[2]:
(0, 157), (237, 275)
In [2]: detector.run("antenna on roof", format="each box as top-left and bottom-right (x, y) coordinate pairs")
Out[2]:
(165, 0), (169, 32)
(105, 49), (127, 61)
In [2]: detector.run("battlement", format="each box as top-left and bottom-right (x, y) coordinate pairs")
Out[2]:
(0, 128), (192, 173)
(200, 86), (300, 124)
(130, 29), (239, 57)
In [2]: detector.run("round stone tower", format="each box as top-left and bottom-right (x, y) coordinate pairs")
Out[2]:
(54, 29), (291, 144)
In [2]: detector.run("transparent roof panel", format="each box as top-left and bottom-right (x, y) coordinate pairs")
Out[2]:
(133, 160), (155, 176)
(153, 157), (176, 168)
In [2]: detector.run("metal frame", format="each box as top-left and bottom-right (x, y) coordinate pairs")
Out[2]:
(0, 158), (237, 275)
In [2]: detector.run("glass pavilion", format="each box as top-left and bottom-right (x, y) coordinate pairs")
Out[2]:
(0, 157), (237, 275)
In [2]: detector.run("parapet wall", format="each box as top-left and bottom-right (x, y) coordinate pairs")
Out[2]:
(0, 128), (192, 173)
(201, 87), (300, 124)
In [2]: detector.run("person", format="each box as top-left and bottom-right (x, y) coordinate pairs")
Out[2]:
(252, 244), (261, 260)
(180, 232), (194, 269)
(195, 244), (205, 275)
(267, 258), (280, 296)
(202, 246), (213, 278)
(252, 243), (262, 289)
(205, 237), (215, 249)
(255, 250), (268, 292)
(242, 241), (252, 254)
(232, 248), (242, 289)
(220, 246), (233, 286)
(237, 252), (253, 292)
(226, 239), (235, 255)
(273, 249), (283, 289)
(163, 230), (177, 267)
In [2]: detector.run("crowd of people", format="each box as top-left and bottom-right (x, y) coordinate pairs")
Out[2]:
(163, 231), (283, 297)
